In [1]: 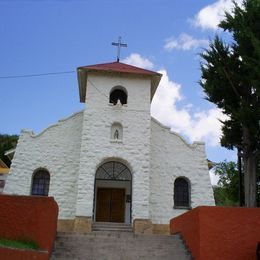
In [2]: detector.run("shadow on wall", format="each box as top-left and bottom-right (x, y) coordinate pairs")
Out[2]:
(0, 194), (58, 259)
(170, 206), (260, 260)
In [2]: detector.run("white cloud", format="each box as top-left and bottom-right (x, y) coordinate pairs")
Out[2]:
(122, 53), (154, 69)
(151, 70), (227, 147)
(123, 53), (227, 147)
(164, 33), (209, 51)
(192, 0), (243, 30)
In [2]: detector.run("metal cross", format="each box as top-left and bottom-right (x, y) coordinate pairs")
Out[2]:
(111, 36), (127, 62)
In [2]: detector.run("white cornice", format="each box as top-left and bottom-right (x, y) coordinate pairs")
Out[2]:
(151, 117), (205, 149)
(21, 110), (84, 138)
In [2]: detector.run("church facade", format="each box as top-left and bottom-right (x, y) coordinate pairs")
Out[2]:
(4, 62), (214, 234)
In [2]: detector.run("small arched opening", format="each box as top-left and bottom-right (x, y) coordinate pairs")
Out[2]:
(109, 87), (127, 105)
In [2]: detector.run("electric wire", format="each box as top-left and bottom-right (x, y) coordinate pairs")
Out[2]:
(0, 71), (75, 79)
(0, 69), (148, 112)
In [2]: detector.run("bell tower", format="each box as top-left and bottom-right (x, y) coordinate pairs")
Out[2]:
(75, 61), (162, 232)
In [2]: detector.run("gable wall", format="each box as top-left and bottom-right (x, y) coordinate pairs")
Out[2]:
(150, 118), (215, 224)
(4, 111), (83, 219)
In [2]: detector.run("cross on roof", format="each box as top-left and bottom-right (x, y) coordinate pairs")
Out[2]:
(111, 36), (127, 62)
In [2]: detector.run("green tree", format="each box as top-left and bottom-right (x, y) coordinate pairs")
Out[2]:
(213, 160), (260, 206)
(0, 134), (18, 167)
(200, 0), (260, 207)
(213, 161), (240, 206)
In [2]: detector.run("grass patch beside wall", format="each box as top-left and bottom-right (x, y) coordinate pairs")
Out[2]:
(0, 238), (39, 250)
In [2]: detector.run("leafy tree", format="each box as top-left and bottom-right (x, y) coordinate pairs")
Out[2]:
(0, 134), (18, 167)
(213, 160), (260, 206)
(213, 161), (240, 206)
(213, 186), (238, 206)
(200, 0), (260, 207)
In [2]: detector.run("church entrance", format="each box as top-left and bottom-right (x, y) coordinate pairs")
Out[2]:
(96, 188), (125, 222)
(94, 161), (132, 223)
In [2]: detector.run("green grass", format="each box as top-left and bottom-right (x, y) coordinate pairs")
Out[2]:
(0, 238), (39, 250)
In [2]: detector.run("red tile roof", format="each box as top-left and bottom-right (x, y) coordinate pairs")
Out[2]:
(78, 61), (161, 76)
(77, 61), (162, 103)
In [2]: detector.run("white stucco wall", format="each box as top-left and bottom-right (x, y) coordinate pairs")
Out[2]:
(4, 111), (83, 219)
(76, 73), (152, 221)
(150, 118), (215, 224)
(4, 71), (215, 225)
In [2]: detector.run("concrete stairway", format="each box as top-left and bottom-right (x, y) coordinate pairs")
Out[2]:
(92, 222), (133, 232)
(51, 224), (191, 260)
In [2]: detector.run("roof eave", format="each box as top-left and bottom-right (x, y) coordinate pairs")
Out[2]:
(151, 74), (162, 100)
(77, 68), (162, 103)
(77, 68), (87, 103)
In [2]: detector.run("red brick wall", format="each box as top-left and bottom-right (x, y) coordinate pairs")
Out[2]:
(170, 206), (260, 260)
(0, 194), (58, 256)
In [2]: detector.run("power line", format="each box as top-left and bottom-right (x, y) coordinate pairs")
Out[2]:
(87, 78), (109, 99)
(0, 71), (75, 79)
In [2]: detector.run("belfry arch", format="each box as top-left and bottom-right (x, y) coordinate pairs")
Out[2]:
(109, 86), (128, 105)
(93, 160), (132, 223)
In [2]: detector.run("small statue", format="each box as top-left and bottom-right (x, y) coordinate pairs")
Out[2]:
(116, 99), (122, 106)
(114, 130), (119, 139)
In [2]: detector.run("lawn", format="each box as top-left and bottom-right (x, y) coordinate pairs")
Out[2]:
(0, 238), (39, 250)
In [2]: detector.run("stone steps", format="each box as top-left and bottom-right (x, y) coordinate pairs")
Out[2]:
(51, 228), (192, 260)
(92, 222), (133, 232)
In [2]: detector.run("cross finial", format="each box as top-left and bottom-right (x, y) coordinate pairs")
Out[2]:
(112, 36), (127, 62)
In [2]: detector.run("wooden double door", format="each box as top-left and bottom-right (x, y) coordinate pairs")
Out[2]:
(96, 188), (125, 223)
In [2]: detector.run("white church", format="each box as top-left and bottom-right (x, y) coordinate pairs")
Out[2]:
(4, 60), (214, 234)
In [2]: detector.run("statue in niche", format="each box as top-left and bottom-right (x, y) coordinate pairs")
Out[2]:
(116, 99), (122, 106)
(114, 129), (119, 140)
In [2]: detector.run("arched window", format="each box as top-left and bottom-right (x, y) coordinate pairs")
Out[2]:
(31, 169), (50, 196)
(174, 177), (190, 208)
(96, 161), (131, 181)
(109, 87), (127, 105)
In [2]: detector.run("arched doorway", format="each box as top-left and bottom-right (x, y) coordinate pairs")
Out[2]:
(94, 161), (132, 223)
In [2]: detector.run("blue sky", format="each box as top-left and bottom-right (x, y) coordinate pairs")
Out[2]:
(0, 0), (242, 179)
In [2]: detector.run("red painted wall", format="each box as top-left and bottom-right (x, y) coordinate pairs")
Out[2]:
(0, 247), (49, 260)
(171, 206), (260, 260)
(0, 194), (58, 257)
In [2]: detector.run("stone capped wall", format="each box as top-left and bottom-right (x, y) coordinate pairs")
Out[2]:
(4, 111), (83, 219)
(150, 118), (215, 224)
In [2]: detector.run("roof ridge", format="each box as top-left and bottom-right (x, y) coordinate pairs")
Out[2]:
(77, 61), (161, 76)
